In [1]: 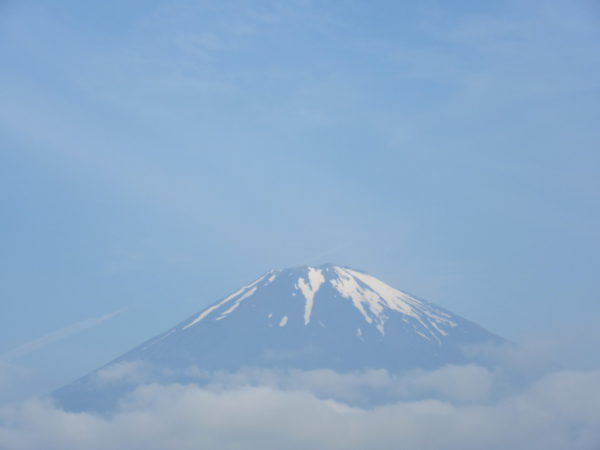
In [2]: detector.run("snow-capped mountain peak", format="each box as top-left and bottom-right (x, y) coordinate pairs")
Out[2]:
(181, 265), (457, 342)
(54, 264), (504, 412)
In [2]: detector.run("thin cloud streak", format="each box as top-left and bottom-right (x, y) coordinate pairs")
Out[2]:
(0, 310), (123, 362)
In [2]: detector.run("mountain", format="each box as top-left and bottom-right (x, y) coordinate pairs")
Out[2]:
(54, 264), (504, 411)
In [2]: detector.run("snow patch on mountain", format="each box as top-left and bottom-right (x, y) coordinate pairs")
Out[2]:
(297, 267), (325, 325)
(329, 266), (457, 338)
(216, 286), (258, 320)
(183, 274), (266, 329)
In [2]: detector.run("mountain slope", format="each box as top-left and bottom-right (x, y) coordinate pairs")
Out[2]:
(54, 264), (504, 411)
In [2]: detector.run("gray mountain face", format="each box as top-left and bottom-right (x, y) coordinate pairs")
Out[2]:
(54, 264), (505, 411)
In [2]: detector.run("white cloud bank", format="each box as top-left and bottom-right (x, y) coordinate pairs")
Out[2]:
(0, 366), (599, 450)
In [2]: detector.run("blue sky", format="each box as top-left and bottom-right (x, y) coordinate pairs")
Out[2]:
(1, 0), (599, 398)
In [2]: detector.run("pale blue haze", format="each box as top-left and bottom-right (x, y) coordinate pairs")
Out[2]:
(1, 0), (599, 399)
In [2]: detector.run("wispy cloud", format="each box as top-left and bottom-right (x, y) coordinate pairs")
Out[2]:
(0, 310), (123, 362)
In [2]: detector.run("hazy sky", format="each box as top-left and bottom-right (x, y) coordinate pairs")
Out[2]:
(1, 0), (599, 397)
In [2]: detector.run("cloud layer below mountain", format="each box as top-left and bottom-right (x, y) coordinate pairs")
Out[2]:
(1, 365), (599, 450)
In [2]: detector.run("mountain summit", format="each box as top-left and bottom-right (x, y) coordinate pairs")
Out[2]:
(55, 264), (504, 410)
